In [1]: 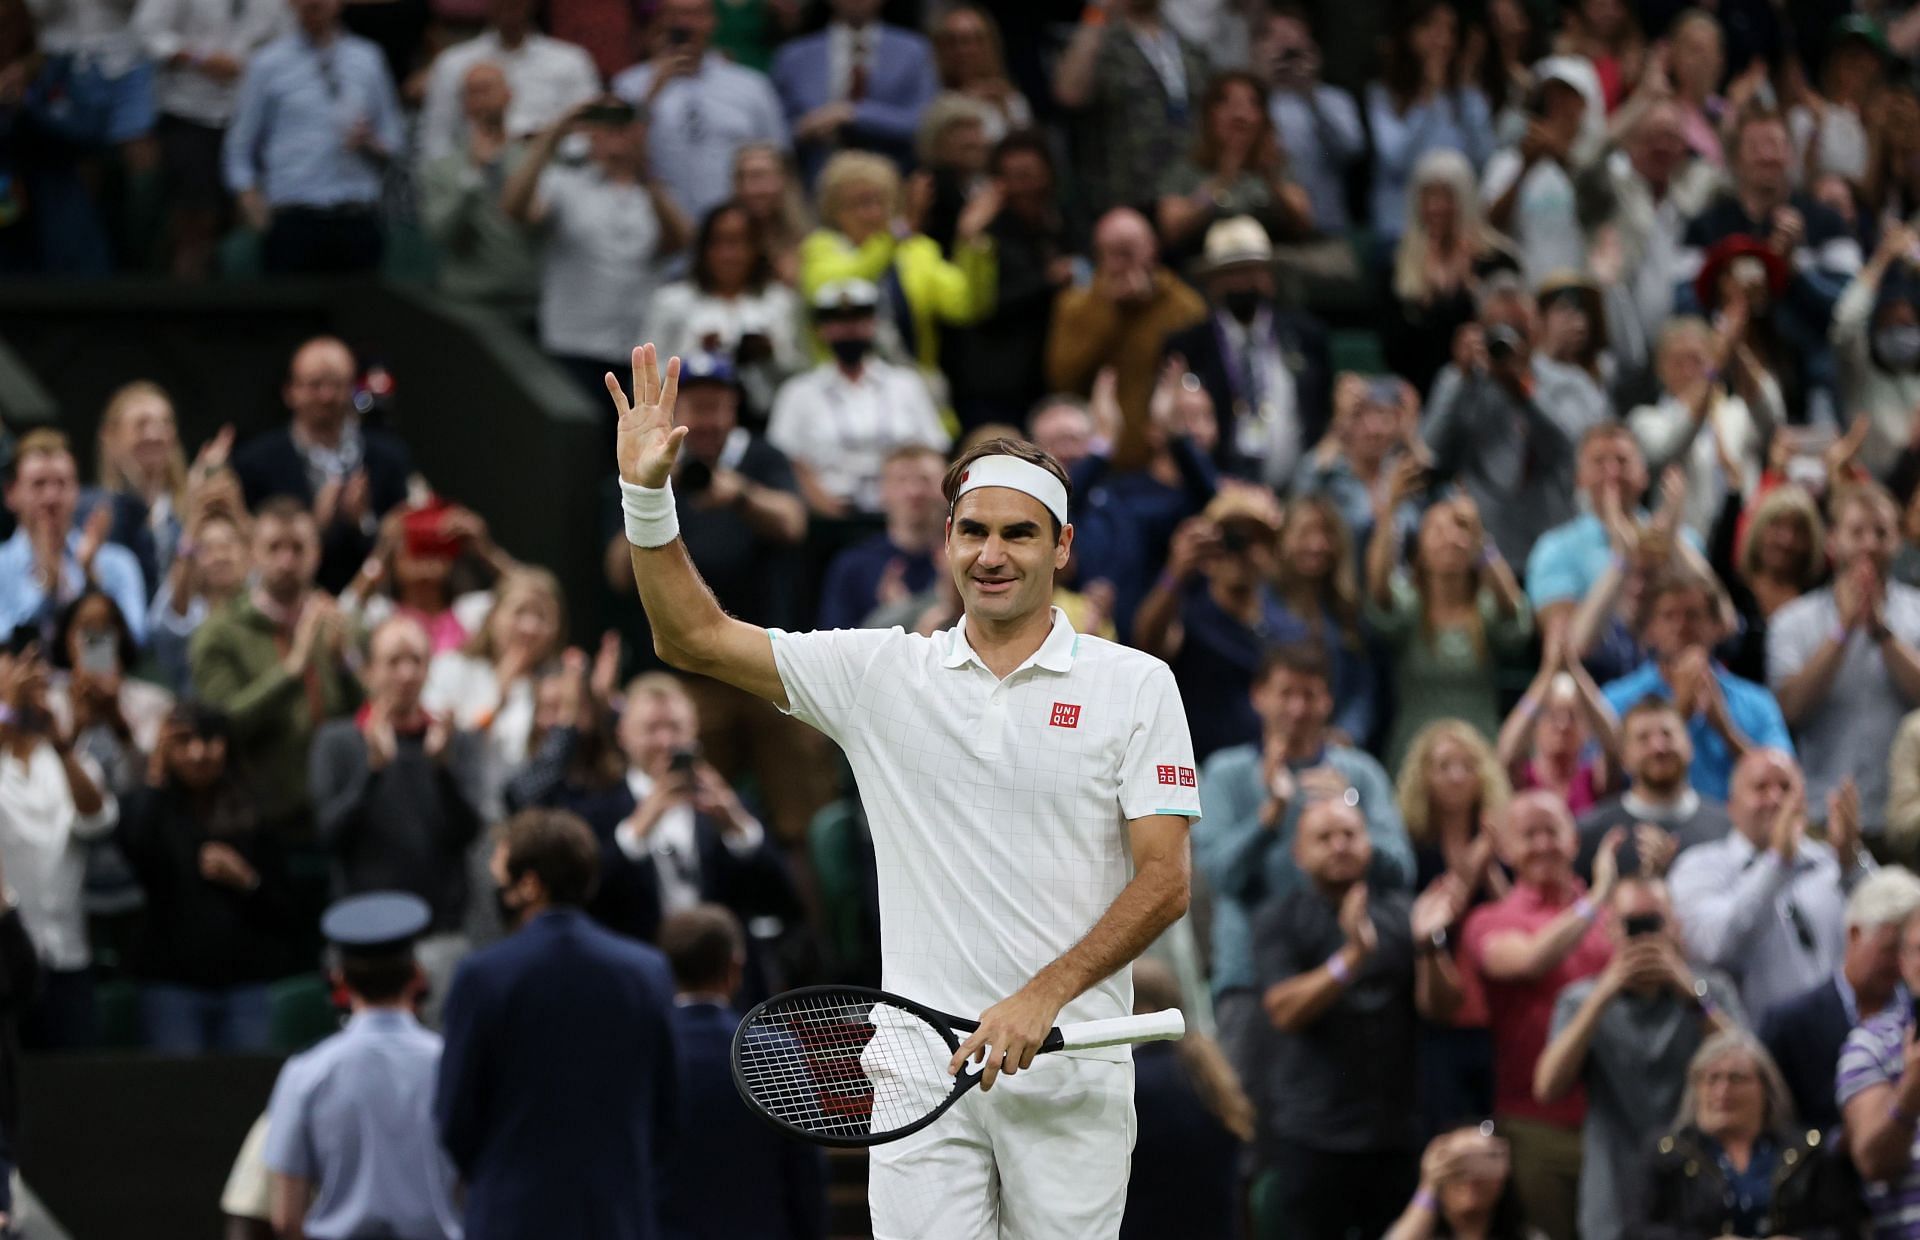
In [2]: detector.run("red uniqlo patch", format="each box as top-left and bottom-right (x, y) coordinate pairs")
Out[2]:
(1178, 767), (1196, 787)
(1050, 702), (1081, 729)
(1156, 765), (1177, 785)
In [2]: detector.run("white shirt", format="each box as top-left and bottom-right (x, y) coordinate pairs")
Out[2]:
(611, 53), (788, 224)
(133, 0), (287, 124)
(533, 164), (665, 362)
(416, 30), (601, 165)
(617, 768), (766, 916)
(422, 650), (535, 821)
(26, 0), (143, 69)
(769, 608), (1202, 1055)
(1668, 828), (1868, 1021)
(826, 21), (875, 104)
(1481, 149), (1584, 287)
(0, 744), (117, 970)
(647, 280), (805, 412)
(766, 361), (949, 513)
(1627, 388), (1772, 539)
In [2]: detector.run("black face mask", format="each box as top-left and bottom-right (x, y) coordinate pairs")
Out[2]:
(828, 337), (872, 367)
(1221, 289), (1264, 324)
(493, 883), (523, 930)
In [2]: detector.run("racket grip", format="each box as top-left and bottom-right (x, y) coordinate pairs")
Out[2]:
(1052, 1008), (1186, 1051)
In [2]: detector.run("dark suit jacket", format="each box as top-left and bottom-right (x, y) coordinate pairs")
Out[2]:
(436, 908), (680, 1240)
(662, 1002), (825, 1240)
(232, 425), (411, 593)
(1760, 977), (1853, 1135)
(1163, 308), (1331, 482)
(770, 24), (938, 177)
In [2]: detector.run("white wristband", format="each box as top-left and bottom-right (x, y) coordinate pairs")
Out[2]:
(621, 478), (680, 548)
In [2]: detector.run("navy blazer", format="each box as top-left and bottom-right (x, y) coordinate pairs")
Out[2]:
(1163, 308), (1332, 483)
(770, 24), (938, 177)
(435, 908), (681, 1240)
(232, 425), (411, 593)
(661, 1002), (825, 1240)
(1759, 977), (1852, 1135)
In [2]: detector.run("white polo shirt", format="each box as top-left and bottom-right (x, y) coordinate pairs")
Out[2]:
(771, 608), (1200, 1058)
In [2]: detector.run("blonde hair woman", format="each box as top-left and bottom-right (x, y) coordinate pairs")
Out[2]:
(424, 568), (567, 820)
(799, 149), (1000, 382)
(1385, 150), (1515, 394)
(1736, 483), (1825, 620)
(95, 381), (235, 586)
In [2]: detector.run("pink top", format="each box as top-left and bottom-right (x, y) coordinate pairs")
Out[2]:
(399, 605), (471, 656)
(1461, 880), (1614, 1129)
(1519, 758), (1603, 817)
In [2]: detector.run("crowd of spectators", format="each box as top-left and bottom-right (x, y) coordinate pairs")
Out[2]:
(16, 0), (1920, 1235)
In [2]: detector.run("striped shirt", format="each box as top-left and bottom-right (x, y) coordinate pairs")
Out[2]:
(1837, 1010), (1920, 1237)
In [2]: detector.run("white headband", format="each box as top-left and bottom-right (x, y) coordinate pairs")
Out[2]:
(952, 455), (1070, 527)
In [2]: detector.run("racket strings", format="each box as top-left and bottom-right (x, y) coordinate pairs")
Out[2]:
(737, 992), (955, 1139)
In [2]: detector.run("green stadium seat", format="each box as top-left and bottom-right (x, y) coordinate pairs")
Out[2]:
(268, 973), (340, 1053)
(807, 800), (867, 972)
(1329, 328), (1387, 377)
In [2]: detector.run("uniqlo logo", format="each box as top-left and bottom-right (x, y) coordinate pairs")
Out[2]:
(1050, 702), (1081, 729)
(1178, 767), (1196, 787)
(1156, 765), (1177, 786)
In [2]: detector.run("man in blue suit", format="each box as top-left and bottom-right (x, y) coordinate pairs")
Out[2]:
(1760, 867), (1920, 1133)
(658, 905), (825, 1240)
(435, 809), (681, 1240)
(770, 0), (937, 179)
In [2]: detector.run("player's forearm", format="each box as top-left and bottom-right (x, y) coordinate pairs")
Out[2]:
(1025, 849), (1190, 1010)
(628, 541), (735, 669)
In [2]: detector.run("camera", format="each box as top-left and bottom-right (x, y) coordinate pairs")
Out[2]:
(668, 747), (699, 777)
(678, 459), (712, 495)
(1486, 325), (1524, 365)
(1622, 912), (1665, 938)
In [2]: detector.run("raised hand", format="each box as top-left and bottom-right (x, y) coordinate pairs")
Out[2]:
(609, 343), (686, 488)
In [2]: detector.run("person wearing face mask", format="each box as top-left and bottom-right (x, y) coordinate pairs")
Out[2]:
(1163, 216), (1330, 489)
(765, 279), (951, 520)
(437, 809), (679, 1240)
(1834, 221), (1920, 479)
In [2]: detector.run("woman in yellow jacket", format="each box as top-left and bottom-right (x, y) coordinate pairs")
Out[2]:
(799, 150), (999, 399)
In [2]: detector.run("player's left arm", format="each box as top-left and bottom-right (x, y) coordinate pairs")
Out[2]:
(949, 813), (1191, 1091)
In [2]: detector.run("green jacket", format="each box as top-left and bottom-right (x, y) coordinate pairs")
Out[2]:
(189, 597), (361, 836)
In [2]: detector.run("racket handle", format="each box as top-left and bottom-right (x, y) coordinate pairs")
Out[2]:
(1052, 1008), (1186, 1052)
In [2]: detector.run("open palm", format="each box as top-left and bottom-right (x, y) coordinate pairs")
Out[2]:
(608, 343), (686, 487)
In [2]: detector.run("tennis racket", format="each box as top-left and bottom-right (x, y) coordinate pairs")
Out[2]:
(730, 984), (1186, 1148)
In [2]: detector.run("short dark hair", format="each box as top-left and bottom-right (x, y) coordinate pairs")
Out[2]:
(1641, 565), (1724, 622)
(990, 129), (1054, 178)
(339, 952), (417, 1003)
(941, 436), (1072, 538)
(659, 904), (746, 993)
(253, 494), (316, 529)
(498, 809), (601, 907)
(1254, 640), (1332, 688)
(1622, 694), (1682, 728)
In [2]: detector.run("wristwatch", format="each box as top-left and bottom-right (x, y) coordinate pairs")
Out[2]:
(1418, 927), (1449, 956)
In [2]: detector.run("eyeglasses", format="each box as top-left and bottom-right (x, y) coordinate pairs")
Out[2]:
(1698, 1070), (1759, 1088)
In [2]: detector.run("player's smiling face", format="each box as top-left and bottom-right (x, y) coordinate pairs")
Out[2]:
(947, 488), (1072, 624)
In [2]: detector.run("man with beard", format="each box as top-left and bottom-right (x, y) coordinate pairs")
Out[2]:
(1574, 697), (1732, 878)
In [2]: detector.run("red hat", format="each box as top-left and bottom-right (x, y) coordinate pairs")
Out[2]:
(1694, 235), (1789, 311)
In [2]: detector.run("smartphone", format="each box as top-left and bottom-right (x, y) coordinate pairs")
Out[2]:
(579, 101), (638, 126)
(1615, 834), (1641, 880)
(668, 747), (699, 777)
(1622, 912), (1666, 937)
(78, 631), (118, 677)
(403, 503), (462, 561)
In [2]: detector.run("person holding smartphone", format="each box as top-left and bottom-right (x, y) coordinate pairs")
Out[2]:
(0, 631), (117, 1050)
(1532, 875), (1741, 1240)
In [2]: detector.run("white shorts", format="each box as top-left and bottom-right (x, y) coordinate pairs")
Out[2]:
(869, 1054), (1136, 1240)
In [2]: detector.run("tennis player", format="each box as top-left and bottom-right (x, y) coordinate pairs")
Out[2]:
(607, 344), (1199, 1237)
